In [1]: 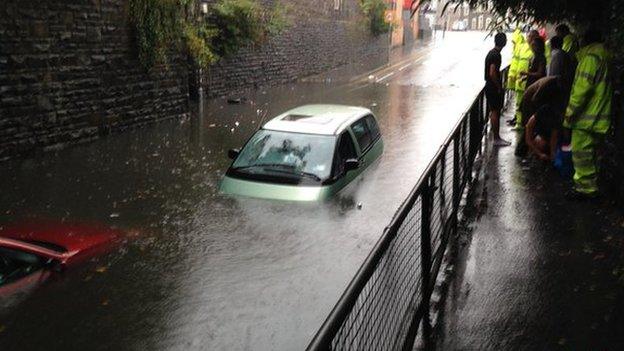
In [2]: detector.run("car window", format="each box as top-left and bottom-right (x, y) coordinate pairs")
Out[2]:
(333, 132), (357, 177)
(351, 118), (373, 151)
(0, 247), (46, 286)
(365, 114), (381, 140)
(232, 129), (336, 181)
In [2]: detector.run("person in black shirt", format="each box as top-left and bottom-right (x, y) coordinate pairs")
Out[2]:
(520, 36), (547, 88)
(484, 32), (510, 146)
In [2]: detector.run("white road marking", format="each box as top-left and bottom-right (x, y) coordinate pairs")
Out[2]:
(375, 71), (396, 83)
(398, 63), (412, 71)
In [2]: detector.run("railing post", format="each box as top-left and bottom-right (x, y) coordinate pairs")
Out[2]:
(400, 175), (434, 351)
(453, 133), (460, 208)
(420, 175), (433, 340)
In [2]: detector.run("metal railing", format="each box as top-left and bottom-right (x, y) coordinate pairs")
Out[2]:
(307, 70), (509, 351)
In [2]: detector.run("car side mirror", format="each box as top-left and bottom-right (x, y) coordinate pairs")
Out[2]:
(345, 158), (360, 172)
(228, 148), (240, 160)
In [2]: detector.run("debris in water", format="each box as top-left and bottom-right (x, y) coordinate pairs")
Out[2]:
(227, 97), (243, 104)
(368, 75), (375, 80)
(230, 128), (235, 133)
(209, 124), (216, 127)
(371, 102), (377, 107)
(109, 213), (120, 218)
(235, 121), (240, 126)
(95, 266), (107, 273)
(357, 203), (363, 210)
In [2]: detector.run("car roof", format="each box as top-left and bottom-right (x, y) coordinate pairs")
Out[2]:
(262, 104), (373, 136)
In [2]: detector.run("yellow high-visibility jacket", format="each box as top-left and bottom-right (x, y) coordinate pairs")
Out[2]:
(545, 40), (552, 66)
(514, 41), (533, 93)
(507, 29), (524, 90)
(565, 43), (613, 134)
(563, 34), (579, 55)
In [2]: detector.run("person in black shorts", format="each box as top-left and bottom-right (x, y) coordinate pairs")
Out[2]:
(485, 32), (511, 146)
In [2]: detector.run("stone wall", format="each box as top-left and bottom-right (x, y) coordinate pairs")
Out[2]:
(203, 0), (391, 97)
(0, 0), (390, 160)
(0, 0), (190, 160)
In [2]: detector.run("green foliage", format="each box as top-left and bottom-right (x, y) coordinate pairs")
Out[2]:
(183, 22), (219, 67)
(264, 2), (290, 38)
(360, 0), (391, 36)
(210, 0), (262, 57)
(129, 0), (289, 70)
(129, 0), (181, 70)
(210, 0), (289, 57)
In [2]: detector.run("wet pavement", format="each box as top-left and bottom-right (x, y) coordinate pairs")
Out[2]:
(1, 32), (503, 350)
(435, 107), (624, 350)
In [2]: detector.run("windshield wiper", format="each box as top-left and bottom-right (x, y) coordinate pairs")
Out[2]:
(233, 164), (322, 181)
(270, 168), (322, 182)
(233, 163), (288, 171)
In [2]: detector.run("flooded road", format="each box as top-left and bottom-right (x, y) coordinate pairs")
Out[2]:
(0, 32), (505, 350)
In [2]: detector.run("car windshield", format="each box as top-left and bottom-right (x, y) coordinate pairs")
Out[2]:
(0, 247), (46, 287)
(232, 130), (336, 181)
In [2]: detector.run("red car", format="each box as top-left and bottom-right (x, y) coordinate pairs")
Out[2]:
(0, 221), (125, 296)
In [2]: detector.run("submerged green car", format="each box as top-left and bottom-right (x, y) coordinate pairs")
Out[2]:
(220, 104), (384, 201)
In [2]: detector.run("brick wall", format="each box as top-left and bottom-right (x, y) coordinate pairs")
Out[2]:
(0, 0), (190, 160)
(203, 0), (391, 97)
(0, 0), (390, 160)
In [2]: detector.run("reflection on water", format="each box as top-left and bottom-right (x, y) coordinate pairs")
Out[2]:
(0, 32), (497, 350)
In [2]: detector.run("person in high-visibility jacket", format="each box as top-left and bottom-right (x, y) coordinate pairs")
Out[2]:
(513, 30), (539, 128)
(506, 27), (524, 91)
(556, 24), (579, 56)
(564, 29), (613, 198)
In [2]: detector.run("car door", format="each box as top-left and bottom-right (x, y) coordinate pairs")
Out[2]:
(328, 131), (360, 195)
(349, 115), (383, 168)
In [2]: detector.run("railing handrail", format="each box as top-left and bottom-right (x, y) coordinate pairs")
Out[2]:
(306, 66), (510, 350)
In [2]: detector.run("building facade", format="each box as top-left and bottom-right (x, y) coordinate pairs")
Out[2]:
(433, 1), (497, 31)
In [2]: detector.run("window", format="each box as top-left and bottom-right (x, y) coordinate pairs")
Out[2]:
(351, 118), (373, 152)
(485, 17), (492, 30)
(333, 132), (357, 177)
(463, 5), (469, 16)
(0, 247), (46, 286)
(231, 130), (336, 182)
(478, 15), (484, 30)
(471, 18), (477, 30)
(364, 115), (381, 140)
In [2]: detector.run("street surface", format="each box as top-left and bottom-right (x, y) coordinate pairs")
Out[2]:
(436, 108), (624, 350)
(0, 32), (506, 350)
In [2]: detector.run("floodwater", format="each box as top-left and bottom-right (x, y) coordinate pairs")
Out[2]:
(0, 32), (504, 350)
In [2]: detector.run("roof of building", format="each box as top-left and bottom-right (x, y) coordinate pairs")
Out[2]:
(262, 104), (372, 136)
